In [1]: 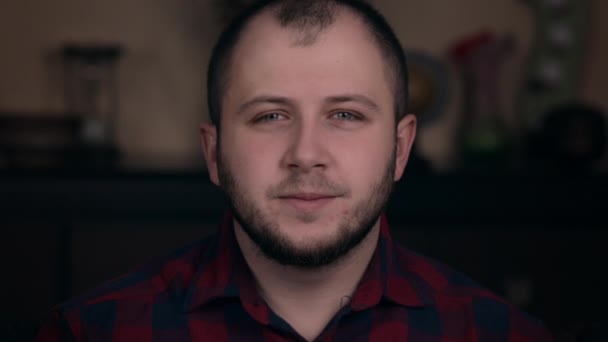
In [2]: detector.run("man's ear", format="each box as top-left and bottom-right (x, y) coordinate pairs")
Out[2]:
(394, 114), (417, 181)
(200, 123), (220, 186)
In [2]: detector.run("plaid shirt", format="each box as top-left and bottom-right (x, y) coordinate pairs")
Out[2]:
(37, 213), (553, 341)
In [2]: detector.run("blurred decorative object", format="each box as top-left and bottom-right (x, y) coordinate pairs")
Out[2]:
(518, 0), (587, 130)
(526, 102), (606, 173)
(63, 44), (123, 148)
(406, 50), (450, 126)
(401, 50), (449, 175)
(0, 45), (124, 170)
(449, 31), (515, 170)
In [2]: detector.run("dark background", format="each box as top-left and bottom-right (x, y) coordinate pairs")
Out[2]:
(1, 0), (607, 341)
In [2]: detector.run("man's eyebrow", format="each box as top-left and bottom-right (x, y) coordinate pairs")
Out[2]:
(236, 96), (295, 114)
(236, 94), (381, 114)
(325, 95), (380, 112)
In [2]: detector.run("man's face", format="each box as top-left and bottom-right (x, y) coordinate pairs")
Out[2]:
(202, 11), (416, 267)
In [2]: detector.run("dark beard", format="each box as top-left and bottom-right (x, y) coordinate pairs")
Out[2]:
(217, 147), (395, 269)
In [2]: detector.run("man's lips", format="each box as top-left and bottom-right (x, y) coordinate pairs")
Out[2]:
(279, 193), (338, 200)
(277, 193), (339, 211)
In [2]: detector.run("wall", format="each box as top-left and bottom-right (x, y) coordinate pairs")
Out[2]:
(0, 0), (605, 169)
(0, 0), (219, 165)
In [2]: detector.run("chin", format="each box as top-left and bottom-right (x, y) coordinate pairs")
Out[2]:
(276, 222), (345, 247)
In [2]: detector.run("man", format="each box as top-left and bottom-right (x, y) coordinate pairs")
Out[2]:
(38, 0), (554, 341)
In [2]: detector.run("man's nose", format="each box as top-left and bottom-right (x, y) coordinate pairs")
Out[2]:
(281, 119), (329, 172)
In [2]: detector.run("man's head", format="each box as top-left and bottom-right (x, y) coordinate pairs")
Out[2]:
(207, 0), (409, 128)
(201, 0), (416, 268)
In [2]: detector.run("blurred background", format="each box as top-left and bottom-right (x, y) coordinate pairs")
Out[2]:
(1, 0), (607, 340)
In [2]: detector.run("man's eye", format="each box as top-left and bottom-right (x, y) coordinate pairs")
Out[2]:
(253, 113), (286, 123)
(332, 111), (360, 121)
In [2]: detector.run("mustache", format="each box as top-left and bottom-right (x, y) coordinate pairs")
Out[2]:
(267, 173), (350, 198)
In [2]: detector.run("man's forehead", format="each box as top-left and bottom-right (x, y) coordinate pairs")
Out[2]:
(237, 6), (369, 50)
(229, 8), (387, 86)
(220, 5), (395, 116)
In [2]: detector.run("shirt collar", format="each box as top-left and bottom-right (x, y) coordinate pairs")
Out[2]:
(182, 212), (243, 311)
(349, 214), (430, 310)
(183, 212), (431, 313)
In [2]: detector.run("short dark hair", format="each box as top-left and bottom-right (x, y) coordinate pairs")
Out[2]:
(207, 0), (409, 127)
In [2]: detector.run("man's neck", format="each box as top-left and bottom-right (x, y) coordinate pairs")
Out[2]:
(234, 220), (380, 341)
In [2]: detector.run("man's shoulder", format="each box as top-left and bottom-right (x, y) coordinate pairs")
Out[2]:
(392, 245), (553, 340)
(36, 234), (223, 340)
(55, 234), (216, 316)
(394, 245), (493, 299)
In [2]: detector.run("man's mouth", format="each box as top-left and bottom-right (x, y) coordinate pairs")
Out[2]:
(277, 193), (339, 211)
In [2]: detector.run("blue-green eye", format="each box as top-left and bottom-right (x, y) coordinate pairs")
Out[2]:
(254, 113), (286, 123)
(333, 111), (360, 120)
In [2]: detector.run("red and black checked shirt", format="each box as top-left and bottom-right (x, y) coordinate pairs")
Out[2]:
(37, 213), (554, 341)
